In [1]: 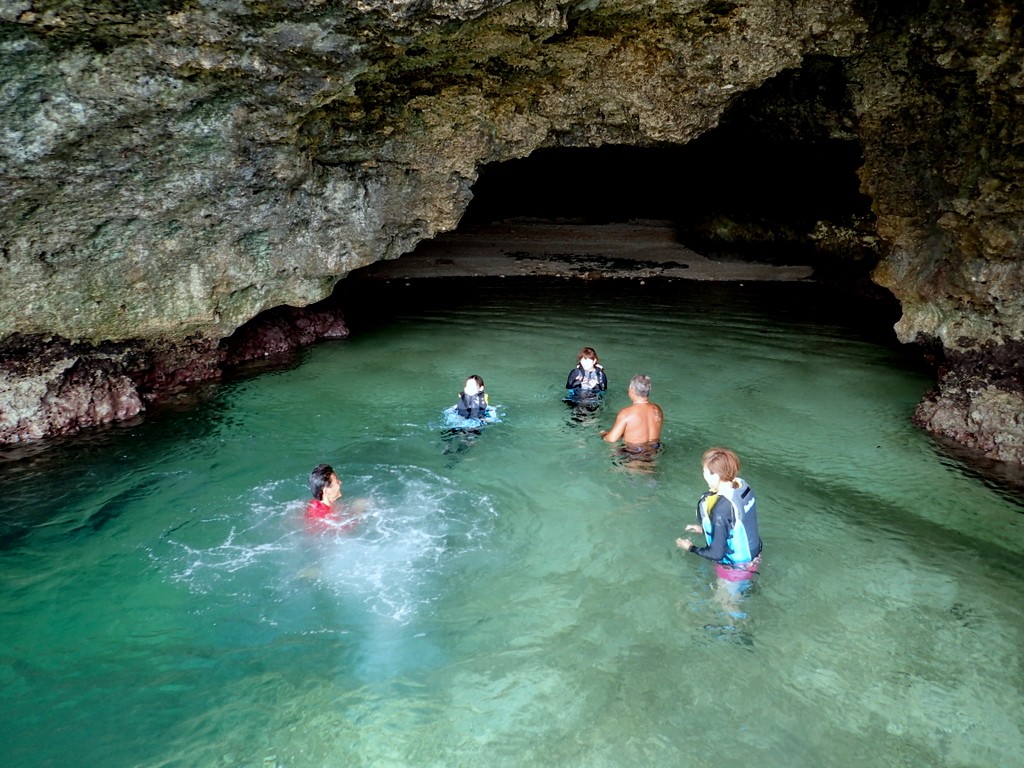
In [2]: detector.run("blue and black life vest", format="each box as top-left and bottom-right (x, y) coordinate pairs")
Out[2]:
(457, 391), (489, 419)
(698, 479), (760, 565)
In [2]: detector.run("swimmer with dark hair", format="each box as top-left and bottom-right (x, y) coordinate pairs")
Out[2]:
(456, 375), (489, 419)
(565, 347), (607, 400)
(442, 375), (500, 443)
(306, 463), (341, 521)
(304, 463), (366, 530)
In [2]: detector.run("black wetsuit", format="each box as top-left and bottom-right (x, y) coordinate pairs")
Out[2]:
(565, 365), (607, 396)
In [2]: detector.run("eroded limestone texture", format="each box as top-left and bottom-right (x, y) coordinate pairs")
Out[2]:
(849, 3), (1024, 463)
(0, 1), (1021, 463)
(913, 341), (1024, 462)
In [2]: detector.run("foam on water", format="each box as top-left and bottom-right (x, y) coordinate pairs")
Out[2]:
(154, 465), (497, 628)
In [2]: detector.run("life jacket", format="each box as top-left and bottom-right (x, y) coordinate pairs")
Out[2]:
(457, 391), (489, 419)
(569, 364), (605, 392)
(698, 479), (759, 565)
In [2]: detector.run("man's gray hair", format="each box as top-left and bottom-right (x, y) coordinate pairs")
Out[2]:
(629, 373), (651, 398)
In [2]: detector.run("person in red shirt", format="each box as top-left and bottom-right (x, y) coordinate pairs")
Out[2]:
(304, 463), (367, 531)
(305, 463), (343, 521)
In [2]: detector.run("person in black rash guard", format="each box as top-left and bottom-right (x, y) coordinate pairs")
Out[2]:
(565, 347), (608, 399)
(676, 447), (763, 587)
(455, 374), (489, 419)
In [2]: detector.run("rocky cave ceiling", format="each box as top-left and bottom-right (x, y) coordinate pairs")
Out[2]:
(0, 0), (1021, 465)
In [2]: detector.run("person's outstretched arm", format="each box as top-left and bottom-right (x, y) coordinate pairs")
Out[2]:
(601, 410), (629, 442)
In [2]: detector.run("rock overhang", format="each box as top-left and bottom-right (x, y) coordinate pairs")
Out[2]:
(1, 0), (1022, 465)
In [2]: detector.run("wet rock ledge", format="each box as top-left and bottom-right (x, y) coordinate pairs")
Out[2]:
(0, 306), (348, 445)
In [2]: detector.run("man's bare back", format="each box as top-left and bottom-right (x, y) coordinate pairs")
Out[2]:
(601, 374), (663, 449)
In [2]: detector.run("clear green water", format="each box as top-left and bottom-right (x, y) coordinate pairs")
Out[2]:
(1, 278), (1022, 768)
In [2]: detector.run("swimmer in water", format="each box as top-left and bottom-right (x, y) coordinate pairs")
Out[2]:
(565, 347), (608, 400)
(443, 375), (494, 460)
(304, 463), (365, 530)
(676, 447), (763, 589)
(600, 373), (663, 458)
(455, 375), (489, 420)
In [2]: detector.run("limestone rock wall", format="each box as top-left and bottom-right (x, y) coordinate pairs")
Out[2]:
(850, 3), (1024, 348)
(0, 0), (1021, 464)
(845, 2), (1024, 462)
(0, 0), (865, 344)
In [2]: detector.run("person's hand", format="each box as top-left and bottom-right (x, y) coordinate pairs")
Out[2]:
(684, 524), (701, 533)
(676, 538), (693, 551)
(599, 430), (608, 437)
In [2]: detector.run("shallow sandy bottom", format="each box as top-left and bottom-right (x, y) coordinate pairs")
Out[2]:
(357, 220), (815, 281)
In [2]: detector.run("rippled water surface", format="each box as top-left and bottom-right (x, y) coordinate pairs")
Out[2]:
(1, 278), (1022, 768)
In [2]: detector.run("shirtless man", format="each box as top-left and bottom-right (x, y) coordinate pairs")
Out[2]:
(601, 373), (663, 454)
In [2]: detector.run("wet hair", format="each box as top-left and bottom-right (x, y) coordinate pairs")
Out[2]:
(465, 374), (484, 389)
(577, 347), (599, 364)
(702, 447), (741, 488)
(309, 463), (336, 501)
(629, 373), (651, 398)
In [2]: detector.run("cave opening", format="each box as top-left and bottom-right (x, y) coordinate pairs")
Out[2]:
(457, 56), (878, 277)
(345, 56), (890, 330)
(460, 138), (870, 258)
(462, 139), (865, 229)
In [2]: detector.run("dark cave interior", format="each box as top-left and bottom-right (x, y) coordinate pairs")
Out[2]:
(461, 137), (869, 231)
(459, 57), (878, 272)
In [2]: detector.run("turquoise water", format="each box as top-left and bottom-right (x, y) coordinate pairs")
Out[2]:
(1, 278), (1022, 768)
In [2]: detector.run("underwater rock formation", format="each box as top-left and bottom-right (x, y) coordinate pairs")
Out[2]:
(0, 1), (1021, 463)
